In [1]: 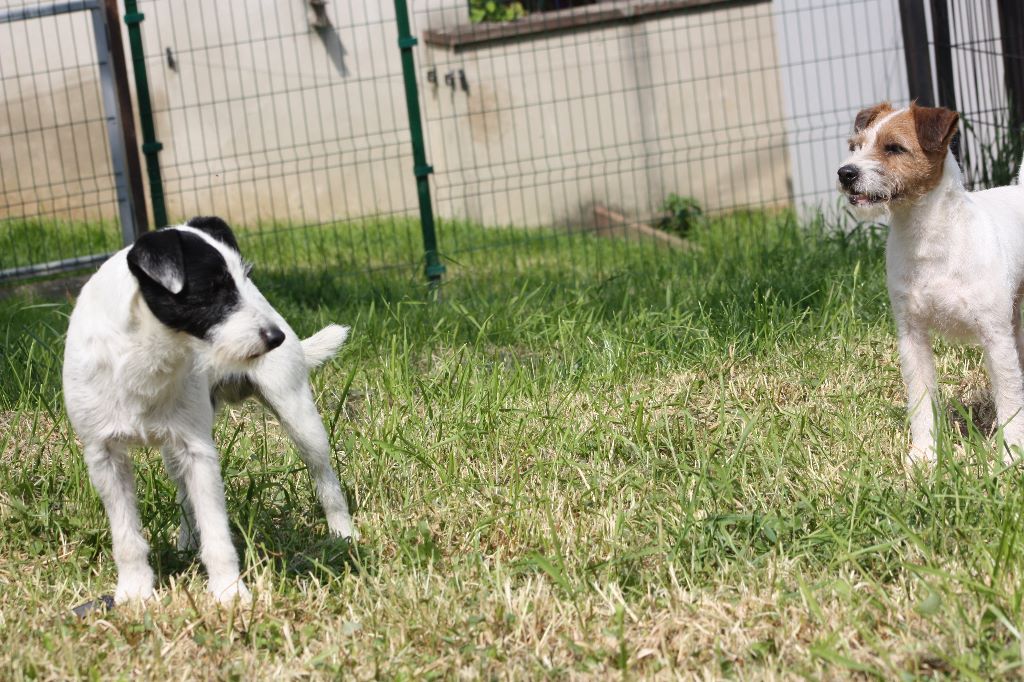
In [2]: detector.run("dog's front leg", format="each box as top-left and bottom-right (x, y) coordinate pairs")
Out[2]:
(161, 446), (199, 552)
(164, 439), (250, 602)
(982, 330), (1024, 462)
(83, 442), (155, 603)
(898, 329), (939, 465)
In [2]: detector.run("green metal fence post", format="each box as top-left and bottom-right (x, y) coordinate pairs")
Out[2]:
(122, 0), (167, 230)
(393, 0), (445, 286)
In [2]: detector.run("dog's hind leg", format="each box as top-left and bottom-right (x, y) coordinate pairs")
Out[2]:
(161, 447), (199, 552)
(83, 442), (155, 603)
(983, 329), (1024, 463)
(163, 439), (250, 602)
(259, 379), (357, 540)
(1014, 293), (1024, 374)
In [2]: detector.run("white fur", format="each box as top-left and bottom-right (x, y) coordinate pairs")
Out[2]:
(301, 325), (350, 369)
(63, 225), (357, 604)
(839, 118), (1024, 465)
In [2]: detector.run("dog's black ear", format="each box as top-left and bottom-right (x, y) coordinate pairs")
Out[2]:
(854, 102), (893, 132)
(913, 105), (959, 154)
(127, 229), (185, 295)
(186, 216), (239, 252)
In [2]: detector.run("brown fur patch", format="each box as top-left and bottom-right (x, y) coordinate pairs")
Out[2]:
(913, 105), (959, 153)
(854, 102), (893, 132)
(867, 105), (957, 200)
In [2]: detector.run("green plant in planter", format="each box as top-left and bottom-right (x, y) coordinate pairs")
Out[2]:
(658, 193), (703, 237)
(469, 0), (527, 23)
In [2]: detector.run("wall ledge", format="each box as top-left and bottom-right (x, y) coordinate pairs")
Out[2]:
(422, 0), (768, 51)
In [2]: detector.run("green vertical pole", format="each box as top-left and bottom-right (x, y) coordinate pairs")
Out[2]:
(393, 0), (445, 285)
(122, 0), (167, 230)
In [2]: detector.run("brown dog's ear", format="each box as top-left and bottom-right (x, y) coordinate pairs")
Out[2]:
(854, 102), (893, 132)
(913, 105), (959, 154)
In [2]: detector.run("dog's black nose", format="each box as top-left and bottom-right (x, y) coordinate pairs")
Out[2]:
(260, 326), (285, 351)
(838, 164), (860, 187)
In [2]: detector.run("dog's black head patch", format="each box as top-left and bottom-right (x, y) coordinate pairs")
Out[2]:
(127, 228), (240, 339)
(186, 216), (240, 253)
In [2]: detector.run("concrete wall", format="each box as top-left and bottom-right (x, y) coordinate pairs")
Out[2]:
(0, 8), (118, 222)
(4, 0), (1007, 232)
(135, 0), (418, 227)
(0, 1), (419, 227)
(417, 1), (791, 227)
(774, 0), (1006, 211)
(2, 0), (791, 231)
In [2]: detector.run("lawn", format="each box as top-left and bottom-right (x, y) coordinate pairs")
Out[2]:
(0, 218), (123, 274)
(1, 211), (1021, 678)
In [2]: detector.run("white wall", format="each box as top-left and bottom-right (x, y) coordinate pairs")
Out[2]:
(772, 0), (909, 212)
(3, 0), (1009, 231)
(0, 8), (118, 221)
(417, 0), (791, 228)
(2, 0), (790, 230)
(773, 0), (1008, 211)
(135, 0), (418, 226)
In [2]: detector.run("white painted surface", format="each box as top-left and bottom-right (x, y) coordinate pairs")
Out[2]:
(0, 0), (1010, 230)
(419, 1), (790, 227)
(773, 0), (910, 212)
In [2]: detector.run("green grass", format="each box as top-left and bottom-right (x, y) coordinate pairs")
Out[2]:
(0, 218), (123, 272)
(2, 212), (1022, 678)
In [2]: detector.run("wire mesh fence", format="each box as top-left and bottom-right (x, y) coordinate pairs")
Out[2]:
(1, 0), (1022, 288)
(0, 1), (126, 279)
(134, 0), (429, 282)
(941, 0), (1020, 190)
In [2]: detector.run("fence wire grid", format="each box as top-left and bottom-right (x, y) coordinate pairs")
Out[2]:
(1, 0), (1022, 288)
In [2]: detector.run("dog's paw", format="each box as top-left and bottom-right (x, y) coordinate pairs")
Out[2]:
(114, 568), (155, 603)
(328, 520), (359, 543)
(905, 444), (937, 468)
(208, 577), (251, 604)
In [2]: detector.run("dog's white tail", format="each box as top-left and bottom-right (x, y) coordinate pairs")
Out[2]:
(301, 324), (349, 369)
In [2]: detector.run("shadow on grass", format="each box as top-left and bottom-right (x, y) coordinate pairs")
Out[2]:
(252, 214), (890, 351)
(148, 519), (375, 590)
(948, 394), (997, 439)
(0, 213), (892, 409)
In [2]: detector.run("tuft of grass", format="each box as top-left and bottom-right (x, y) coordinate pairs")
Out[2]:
(3, 212), (1024, 678)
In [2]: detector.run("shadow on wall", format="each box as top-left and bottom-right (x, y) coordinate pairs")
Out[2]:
(315, 24), (349, 78)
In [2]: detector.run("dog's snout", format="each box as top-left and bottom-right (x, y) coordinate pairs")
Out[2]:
(260, 326), (285, 351)
(838, 164), (860, 187)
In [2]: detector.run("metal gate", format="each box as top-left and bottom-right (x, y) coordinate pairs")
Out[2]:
(0, 0), (144, 281)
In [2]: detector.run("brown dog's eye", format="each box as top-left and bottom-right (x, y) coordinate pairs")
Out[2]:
(885, 143), (907, 155)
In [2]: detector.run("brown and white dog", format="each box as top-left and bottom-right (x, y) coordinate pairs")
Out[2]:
(837, 102), (1024, 465)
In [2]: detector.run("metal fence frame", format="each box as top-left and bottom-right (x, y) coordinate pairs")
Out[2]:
(108, 0), (445, 283)
(2, 0), (1023, 285)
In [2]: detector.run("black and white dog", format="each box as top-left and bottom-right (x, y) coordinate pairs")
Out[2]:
(63, 217), (356, 603)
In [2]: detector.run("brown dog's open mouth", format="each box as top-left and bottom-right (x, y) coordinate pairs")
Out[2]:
(847, 192), (887, 206)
